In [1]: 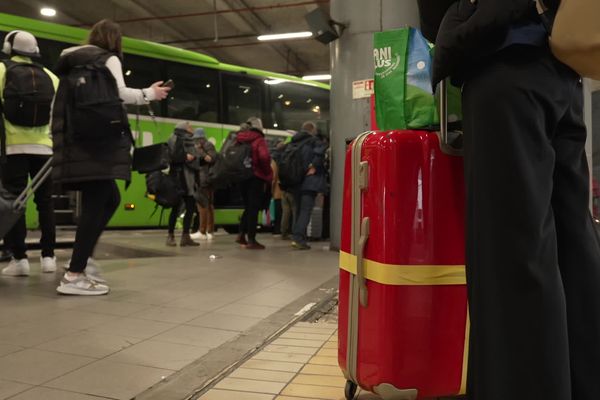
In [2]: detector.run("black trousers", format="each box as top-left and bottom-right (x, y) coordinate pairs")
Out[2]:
(273, 198), (282, 234)
(168, 195), (195, 235)
(69, 180), (120, 273)
(239, 177), (266, 242)
(1, 154), (55, 259)
(463, 45), (600, 400)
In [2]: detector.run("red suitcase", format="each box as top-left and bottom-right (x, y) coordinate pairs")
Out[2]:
(338, 126), (468, 399)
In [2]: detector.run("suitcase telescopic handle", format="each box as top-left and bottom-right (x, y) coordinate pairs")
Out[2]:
(439, 79), (449, 147)
(14, 157), (53, 210)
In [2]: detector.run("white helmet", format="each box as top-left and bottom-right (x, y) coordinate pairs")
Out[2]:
(2, 30), (40, 58)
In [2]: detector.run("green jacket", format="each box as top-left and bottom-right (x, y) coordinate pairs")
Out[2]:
(0, 55), (59, 151)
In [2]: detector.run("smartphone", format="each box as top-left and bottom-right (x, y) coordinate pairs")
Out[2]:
(161, 79), (175, 89)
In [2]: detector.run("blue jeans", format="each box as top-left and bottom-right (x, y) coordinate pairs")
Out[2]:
(292, 191), (317, 244)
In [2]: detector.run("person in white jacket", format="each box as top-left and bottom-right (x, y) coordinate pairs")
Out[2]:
(52, 19), (170, 295)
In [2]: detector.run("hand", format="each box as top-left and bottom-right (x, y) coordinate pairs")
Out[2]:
(204, 155), (212, 163)
(306, 167), (316, 176)
(186, 153), (195, 161)
(150, 81), (171, 101)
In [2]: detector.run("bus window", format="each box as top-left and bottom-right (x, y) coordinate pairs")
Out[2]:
(123, 54), (164, 117)
(34, 37), (69, 69)
(165, 63), (218, 122)
(224, 75), (264, 126)
(268, 82), (330, 133)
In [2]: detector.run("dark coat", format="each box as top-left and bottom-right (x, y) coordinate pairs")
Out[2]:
(236, 129), (273, 183)
(167, 129), (198, 197)
(418, 0), (560, 85)
(51, 46), (132, 186)
(291, 131), (327, 194)
(194, 138), (217, 188)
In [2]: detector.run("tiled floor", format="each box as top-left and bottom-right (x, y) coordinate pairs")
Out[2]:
(198, 321), (380, 400)
(0, 231), (338, 400)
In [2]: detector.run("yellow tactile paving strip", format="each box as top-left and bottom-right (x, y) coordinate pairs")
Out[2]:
(199, 321), (380, 400)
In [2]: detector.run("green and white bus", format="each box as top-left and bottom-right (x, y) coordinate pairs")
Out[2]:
(0, 13), (330, 230)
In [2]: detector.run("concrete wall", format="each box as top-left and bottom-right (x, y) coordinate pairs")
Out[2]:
(329, 0), (420, 249)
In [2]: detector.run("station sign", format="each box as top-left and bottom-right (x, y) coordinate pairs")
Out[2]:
(352, 79), (374, 99)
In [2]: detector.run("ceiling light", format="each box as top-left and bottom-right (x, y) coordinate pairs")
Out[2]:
(206, 84), (211, 88)
(302, 74), (331, 81)
(273, 123), (279, 128)
(257, 31), (313, 41)
(265, 79), (285, 85)
(125, 70), (132, 76)
(277, 94), (284, 99)
(40, 7), (57, 17)
(284, 100), (292, 106)
(306, 98), (312, 103)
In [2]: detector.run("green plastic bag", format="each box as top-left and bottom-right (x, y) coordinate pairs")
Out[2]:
(374, 28), (462, 130)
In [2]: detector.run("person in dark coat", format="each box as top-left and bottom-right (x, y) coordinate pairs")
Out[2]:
(190, 127), (217, 241)
(52, 19), (170, 295)
(235, 117), (272, 250)
(289, 121), (326, 250)
(166, 121), (200, 247)
(418, 1), (600, 399)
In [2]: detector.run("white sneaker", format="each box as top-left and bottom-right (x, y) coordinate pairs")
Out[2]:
(56, 273), (109, 296)
(63, 258), (107, 284)
(41, 256), (57, 273)
(2, 259), (30, 276)
(206, 233), (214, 241)
(85, 259), (107, 284)
(198, 232), (208, 240)
(190, 231), (202, 240)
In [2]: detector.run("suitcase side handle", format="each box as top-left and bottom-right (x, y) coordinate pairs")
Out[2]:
(357, 216), (370, 307)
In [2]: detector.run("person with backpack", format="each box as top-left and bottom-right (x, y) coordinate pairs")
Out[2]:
(279, 121), (326, 250)
(52, 20), (170, 295)
(419, 0), (600, 399)
(0, 30), (59, 276)
(235, 117), (272, 250)
(190, 128), (217, 241)
(166, 122), (200, 247)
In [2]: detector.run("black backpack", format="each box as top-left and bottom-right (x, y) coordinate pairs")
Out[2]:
(1, 60), (55, 127)
(278, 139), (310, 190)
(145, 171), (182, 209)
(64, 53), (129, 141)
(208, 141), (254, 188)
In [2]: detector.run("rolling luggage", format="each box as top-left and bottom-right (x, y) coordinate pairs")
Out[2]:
(338, 84), (468, 400)
(0, 157), (53, 239)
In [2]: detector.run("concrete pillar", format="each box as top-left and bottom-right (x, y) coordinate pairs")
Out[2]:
(329, 0), (420, 249)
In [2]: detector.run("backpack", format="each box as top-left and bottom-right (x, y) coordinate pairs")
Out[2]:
(208, 141), (254, 188)
(1, 60), (55, 127)
(278, 139), (311, 190)
(145, 171), (182, 209)
(64, 52), (129, 141)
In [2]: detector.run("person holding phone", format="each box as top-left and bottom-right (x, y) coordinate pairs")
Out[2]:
(52, 19), (170, 295)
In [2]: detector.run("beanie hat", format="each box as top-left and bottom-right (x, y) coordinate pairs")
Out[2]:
(246, 117), (264, 132)
(193, 128), (206, 139)
(175, 121), (191, 131)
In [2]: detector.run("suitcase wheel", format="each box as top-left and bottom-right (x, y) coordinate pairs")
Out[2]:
(345, 380), (358, 400)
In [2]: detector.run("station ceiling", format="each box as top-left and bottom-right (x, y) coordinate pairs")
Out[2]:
(0, 0), (331, 77)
